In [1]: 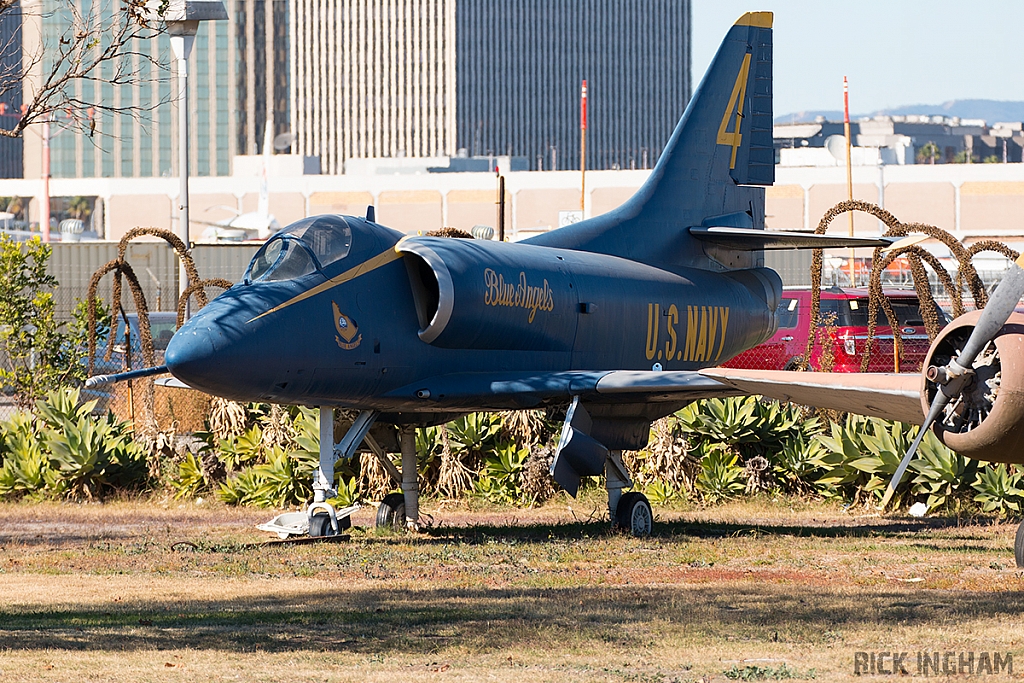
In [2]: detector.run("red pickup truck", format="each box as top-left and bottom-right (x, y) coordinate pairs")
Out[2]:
(722, 287), (947, 373)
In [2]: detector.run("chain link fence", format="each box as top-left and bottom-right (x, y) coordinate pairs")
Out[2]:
(0, 242), (259, 427)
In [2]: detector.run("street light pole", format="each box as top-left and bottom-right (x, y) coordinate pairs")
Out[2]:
(169, 28), (195, 308)
(41, 114), (50, 242)
(151, 0), (227, 316)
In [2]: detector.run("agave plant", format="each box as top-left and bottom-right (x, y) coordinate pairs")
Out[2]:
(249, 446), (311, 508)
(34, 386), (96, 428)
(812, 415), (968, 509)
(0, 413), (50, 498)
(217, 424), (264, 471)
(170, 452), (208, 500)
(678, 396), (763, 445)
(909, 438), (977, 513)
(643, 479), (683, 505)
(217, 467), (264, 506)
(771, 433), (825, 494)
(447, 413), (502, 455)
(474, 442), (529, 505)
(40, 390), (147, 499)
(694, 444), (745, 503)
(677, 397), (818, 462)
(972, 464), (1024, 516)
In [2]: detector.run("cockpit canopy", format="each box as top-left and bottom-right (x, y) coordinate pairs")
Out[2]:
(245, 215), (354, 283)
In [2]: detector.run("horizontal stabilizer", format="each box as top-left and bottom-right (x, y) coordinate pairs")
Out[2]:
(690, 227), (901, 250)
(701, 368), (924, 425)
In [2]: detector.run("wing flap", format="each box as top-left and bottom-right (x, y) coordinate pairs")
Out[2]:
(594, 371), (741, 399)
(701, 368), (924, 425)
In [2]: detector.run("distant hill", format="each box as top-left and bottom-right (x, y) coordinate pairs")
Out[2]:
(776, 99), (1024, 125)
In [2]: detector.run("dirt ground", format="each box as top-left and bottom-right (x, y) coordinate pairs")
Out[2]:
(1, 496), (1023, 682)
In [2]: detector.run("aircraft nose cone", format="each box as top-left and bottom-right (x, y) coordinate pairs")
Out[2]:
(164, 326), (218, 384)
(165, 306), (266, 401)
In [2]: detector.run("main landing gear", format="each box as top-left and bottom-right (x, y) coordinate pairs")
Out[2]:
(605, 450), (652, 536)
(372, 429), (421, 530)
(259, 406), (417, 539)
(551, 397), (653, 536)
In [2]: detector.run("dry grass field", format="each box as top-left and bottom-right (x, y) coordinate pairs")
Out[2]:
(1, 495), (1023, 682)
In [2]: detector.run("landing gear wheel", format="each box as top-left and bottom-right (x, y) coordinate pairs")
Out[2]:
(309, 512), (336, 538)
(376, 492), (406, 529)
(615, 491), (653, 537)
(1015, 520), (1024, 568)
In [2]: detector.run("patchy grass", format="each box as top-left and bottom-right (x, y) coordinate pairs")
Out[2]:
(1, 496), (1022, 682)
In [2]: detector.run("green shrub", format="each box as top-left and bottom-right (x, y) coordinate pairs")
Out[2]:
(170, 452), (208, 500)
(474, 442), (529, 505)
(216, 425), (263, 471)
(694, 444), (745, 503)
(0, 236), (94, 406)
(972, 464), (1024, 516)
(0, 412), (51, 498)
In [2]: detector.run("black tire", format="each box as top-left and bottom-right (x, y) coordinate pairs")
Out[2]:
(783, 357), (804, 372)
(309, 512), (336, 538)
(615, 491), (653, 537)
(376, 492), (406, 529)
(1015, 520), (1024, 569)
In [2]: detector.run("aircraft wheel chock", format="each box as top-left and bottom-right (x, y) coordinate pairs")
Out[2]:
(376, 493), (406, 529)
(1015, 520), (1024, 568)
(615, 491), (653, 537)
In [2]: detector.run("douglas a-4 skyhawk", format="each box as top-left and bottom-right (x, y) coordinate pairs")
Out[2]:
(90, 13), (1024, 561)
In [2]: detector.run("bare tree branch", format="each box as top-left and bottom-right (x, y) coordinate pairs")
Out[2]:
(0, 0), (169, 139)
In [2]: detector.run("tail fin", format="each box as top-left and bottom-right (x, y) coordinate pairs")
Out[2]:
(528, 12), (773, 268)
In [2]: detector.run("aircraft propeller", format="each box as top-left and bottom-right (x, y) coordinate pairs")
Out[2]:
(880, 252), (1024, 509)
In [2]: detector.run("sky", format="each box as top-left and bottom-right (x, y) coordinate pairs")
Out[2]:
(692, 1), (1024, 117)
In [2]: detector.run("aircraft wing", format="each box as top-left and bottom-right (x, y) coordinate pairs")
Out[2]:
(384, 370), (744, 409)
(701, 368), (925, 425)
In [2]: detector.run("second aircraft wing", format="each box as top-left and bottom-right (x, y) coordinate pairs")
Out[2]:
(701, 368), (925, 425)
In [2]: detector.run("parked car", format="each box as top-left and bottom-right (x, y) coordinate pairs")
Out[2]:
(83, 312), (178, 412)
(722, 287), (948, 373)
(91, 311), (178, 373)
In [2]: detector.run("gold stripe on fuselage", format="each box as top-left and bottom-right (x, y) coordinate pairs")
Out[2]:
(247, 246), (403, 323)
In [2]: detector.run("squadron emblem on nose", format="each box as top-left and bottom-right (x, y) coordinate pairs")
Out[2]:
(332, 301), (362, 350)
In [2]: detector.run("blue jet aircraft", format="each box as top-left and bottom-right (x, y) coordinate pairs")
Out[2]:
(91, 12), (954, 538)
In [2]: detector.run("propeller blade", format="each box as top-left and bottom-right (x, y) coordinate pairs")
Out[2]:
(879, 390), (950, 509)
(953, 255), (1024, 370)
(881, 234), (929, 253)
(882, 254), (1024, 511)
